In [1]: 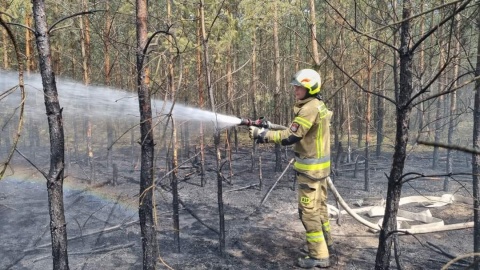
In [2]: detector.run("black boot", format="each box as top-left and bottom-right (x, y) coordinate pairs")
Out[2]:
(300, 245), (335, 257)
(297, 256), (330, 268)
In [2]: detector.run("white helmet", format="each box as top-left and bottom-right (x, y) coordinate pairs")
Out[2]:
(290, 69), (322, 95)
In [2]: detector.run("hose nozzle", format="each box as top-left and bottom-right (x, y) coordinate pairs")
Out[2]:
(237, 117), (271, 129)
(238, 118), (254, 126)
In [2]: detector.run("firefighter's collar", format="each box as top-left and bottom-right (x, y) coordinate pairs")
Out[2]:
(295, 97), (317, 106)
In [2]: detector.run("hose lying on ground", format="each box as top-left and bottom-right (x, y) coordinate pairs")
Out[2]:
(326, 177), (474, 234)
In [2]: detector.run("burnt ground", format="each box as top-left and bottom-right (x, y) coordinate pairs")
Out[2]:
(0, 142), (475, 270)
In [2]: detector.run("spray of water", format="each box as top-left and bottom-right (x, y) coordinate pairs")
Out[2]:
(0, 70), (241, 129)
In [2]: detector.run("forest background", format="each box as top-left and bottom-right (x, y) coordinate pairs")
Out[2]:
(1, 0), (480, 269)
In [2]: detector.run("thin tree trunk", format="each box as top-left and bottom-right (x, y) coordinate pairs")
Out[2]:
(309, 0), (320, 67)
(136, 0), (158, 268)
(25, 12), (34, 72)
(365, 44), (372, 192)
(433, 95), (444, 169)
(104, 0), (111, 85)
(376, 69), (385, 158)
(167, 0), (180, 252)
(356, 98), (363, 147)
(472, 6), (480, 270)
(433, 3), (445, 170)
(250, 28), (259, 173)
(273, 1), (282, 172)
(2, 27), (8, 69)
(200, 0), (225, 255)
(251, 31), (258, 119)
(416, 1), (426, 139)
(226, 47), (234, 179)
(80, 0), (94, 181)
(183, 95), (190, 158)
(32, 1), (69, 269)
(445, 9), (460, 192)
(346, 86), (352, 163)
(196, 6), (206, 187)
(172, 116), (180, 252)
(104, 0), (114, 170)
(80, 0), (91, 85)
(334, 36), (344, 166)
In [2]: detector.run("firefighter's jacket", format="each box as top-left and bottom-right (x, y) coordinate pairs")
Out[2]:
(265, 97), (332, 180)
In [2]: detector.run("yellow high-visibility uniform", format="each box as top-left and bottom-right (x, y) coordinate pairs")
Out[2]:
(265, 96), (332, 259)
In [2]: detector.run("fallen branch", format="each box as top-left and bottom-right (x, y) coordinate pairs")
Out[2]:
(427, 258), (469, 268)
(33, 242), (136, 262)
(426, 241), (470, 265)
(26, 219), (139, 251)
(0, 203), (17, 210)
(441, 253), (480, 270)
(259, 158), (295, 206)
(417, 140), (480, 155)
(155, 182), (218, 234)
(225, 184), (259, 193)
(178, 198), (219, 235)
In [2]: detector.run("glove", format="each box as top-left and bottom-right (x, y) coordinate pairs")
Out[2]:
(248, 126), (268, 143)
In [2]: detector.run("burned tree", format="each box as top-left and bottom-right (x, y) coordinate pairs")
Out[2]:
(373, 1), (473, 269)
(32, 0), (70, 269)
(136, 0), (158, 268)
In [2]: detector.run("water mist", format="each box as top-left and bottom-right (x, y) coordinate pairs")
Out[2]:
(0, 70), (241, 129)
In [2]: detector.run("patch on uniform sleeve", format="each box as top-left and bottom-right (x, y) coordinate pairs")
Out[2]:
(290, 122), (300, 132)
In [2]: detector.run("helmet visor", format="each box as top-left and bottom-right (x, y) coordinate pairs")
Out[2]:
(290, 78), (303, 86)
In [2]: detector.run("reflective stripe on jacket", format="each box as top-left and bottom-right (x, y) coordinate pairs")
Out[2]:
(265, 97), (332, 179)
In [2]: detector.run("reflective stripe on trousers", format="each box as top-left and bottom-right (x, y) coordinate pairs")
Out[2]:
(306, 230), (325, 243)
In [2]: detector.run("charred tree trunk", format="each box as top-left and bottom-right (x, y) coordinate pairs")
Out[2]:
(136, 0), (158, 268)
(375, 1), (413, 268)
(472, 6), (480, 269)
(200, 0), (225, 255)
(167, 0), (180, 251)
(32, 1), (69, 269)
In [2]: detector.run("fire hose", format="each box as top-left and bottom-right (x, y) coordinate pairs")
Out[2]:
(240, 117), (473, 234)
(327, 176), (473, 234)
(238, 117), (288, 131)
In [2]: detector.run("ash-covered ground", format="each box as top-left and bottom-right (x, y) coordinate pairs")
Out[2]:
(0, 143), (474, 269)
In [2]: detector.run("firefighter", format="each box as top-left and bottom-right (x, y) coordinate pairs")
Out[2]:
(249, 68), (333, 268)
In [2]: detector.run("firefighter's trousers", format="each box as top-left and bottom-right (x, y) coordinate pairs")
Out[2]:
(297, 173), (331, 259)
